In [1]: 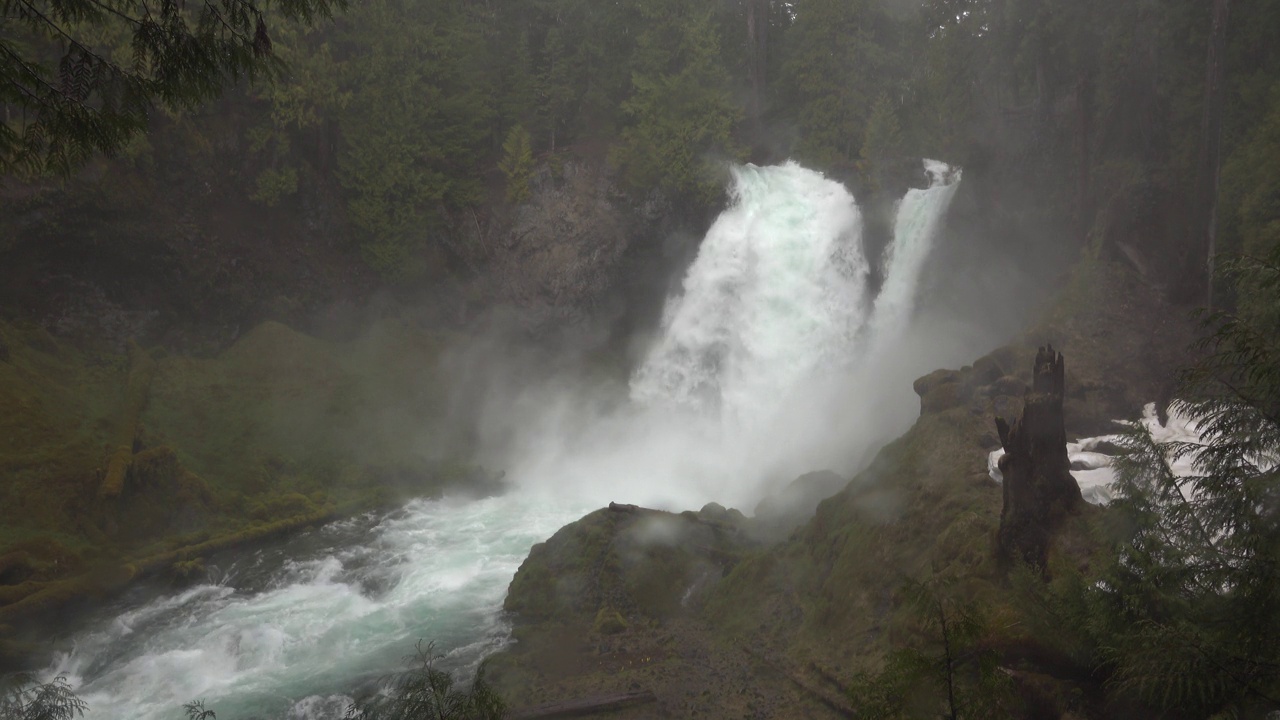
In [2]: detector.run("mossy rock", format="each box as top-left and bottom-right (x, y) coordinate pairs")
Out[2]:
(592, 607), (628, 635)
(169, 558), (206, 582)
(505, 507), (752, 626)
(912, 368), (961, 398)
(919, 380), (968, 414)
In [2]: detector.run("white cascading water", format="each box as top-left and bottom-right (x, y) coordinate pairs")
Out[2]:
(41, 159), (962, 719)
(630, 161), (870, 424)
(866, 159), (962, 351)
(49, 497), (589, 720)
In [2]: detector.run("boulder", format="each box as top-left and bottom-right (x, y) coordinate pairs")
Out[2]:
(992, 375), (1028, 397)
(505, 505), (752, 624)
(913, 368), (961, 397)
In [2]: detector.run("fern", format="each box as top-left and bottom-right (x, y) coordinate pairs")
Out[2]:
(1091, 247), (1280, 716)
(0, 674), (87, 720)
(345, 641), (506, 720)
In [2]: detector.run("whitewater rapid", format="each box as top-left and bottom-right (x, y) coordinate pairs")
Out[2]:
(48, 497), (586, 720)
(43, 159), (965, 719)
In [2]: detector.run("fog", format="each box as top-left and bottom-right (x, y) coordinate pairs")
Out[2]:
(442, 158), (1032, 514)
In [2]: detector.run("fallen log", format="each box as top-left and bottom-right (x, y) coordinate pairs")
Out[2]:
(508, 690), (657, 719)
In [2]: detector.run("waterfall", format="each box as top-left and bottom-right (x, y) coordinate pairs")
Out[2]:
(866, 159), (962, 353)
(629, 161), (869, 426)
(631, 159), (961, 428)
(42, 158), (964, 720)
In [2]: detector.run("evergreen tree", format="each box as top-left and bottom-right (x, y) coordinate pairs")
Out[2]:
(610, 0), (741, 206)
(780, 0), (895, 169)
(0, 674), (86, 720)
(537, 25), (575, 152)
(335, 0), (492, 279)
(1090, 248), (1280, 716)
(499, 124), (534, 204)
(861, 92), (905, 189)
(0, 0), (343, 174)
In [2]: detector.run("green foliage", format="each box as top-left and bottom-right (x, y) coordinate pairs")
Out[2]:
(499, 125), (533, 204)
(610, 0), (741, 206)
(182, 700), (216, 720)
(334, 0), (492, 280)
(0, 0), (344, 174)
(0, 674), (86, 720)
(1073, 249), (1280, 716)
(781, 0), (895, 168)
(251, 165), (298, 206)
(1220, 82), (1280, 314)
(861, 93), (905, 189)
(345, 641), (505, 720)
(536, 26), (573, 151)
(848, 577), (1017, 719)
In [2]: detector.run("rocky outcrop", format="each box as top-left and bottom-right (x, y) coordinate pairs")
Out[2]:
(505, 502), (752, 624)
(752, 470), (849, 540)
(911, 346), (1026, 422)
(489, 162), (631, 327)
(993, 345), (1083, 567)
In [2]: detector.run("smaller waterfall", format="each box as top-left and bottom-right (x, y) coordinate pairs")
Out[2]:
(866, 159), (962, 351)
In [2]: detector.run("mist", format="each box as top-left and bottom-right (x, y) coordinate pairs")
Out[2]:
(444, 158), (1022, 514)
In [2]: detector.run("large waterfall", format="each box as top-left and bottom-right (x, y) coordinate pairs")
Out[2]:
(630, 162), (870, 424)
(41, 159), (963, 720)
(632, 160), (962, 421)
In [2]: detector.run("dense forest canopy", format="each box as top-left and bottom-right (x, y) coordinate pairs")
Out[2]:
(3, 0), (1277, 313)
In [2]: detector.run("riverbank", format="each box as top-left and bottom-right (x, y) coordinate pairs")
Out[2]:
(0, 316), (502, 669)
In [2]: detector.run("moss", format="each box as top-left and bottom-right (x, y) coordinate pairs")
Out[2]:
(169, 558), (206, 582)
(593, 607), (628, 635)
(0, 316), (482, 631)
(97, 340), (158, 502)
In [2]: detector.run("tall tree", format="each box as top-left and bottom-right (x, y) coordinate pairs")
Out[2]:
(335, 0), (492, 279)
(780, 0), (894, 168)
(1084, 248), (1280, 716)
(1189, 0), (1233, 307)
(610, 0), (741, 206)
(0, 0), (344, 173)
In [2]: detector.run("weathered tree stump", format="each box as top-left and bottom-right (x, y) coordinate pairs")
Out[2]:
(994, 345), (1082, 567)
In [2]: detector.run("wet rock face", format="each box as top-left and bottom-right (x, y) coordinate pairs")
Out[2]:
(489, 162), (631, 327)
(753, 470), (848, 540)
(913, 350), (1017, 417)
(993, 345), (1083, 567)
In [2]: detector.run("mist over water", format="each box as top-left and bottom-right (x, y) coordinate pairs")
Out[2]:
(501, 159), (967, 509)
(47, 159), (991, 719)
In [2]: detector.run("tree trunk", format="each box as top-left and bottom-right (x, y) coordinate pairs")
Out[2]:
(1182, 0), (1231, 307)
(994, 345), (1082, 568)
(746, 0), (768, 149)
(1075, 72), (1093, 243)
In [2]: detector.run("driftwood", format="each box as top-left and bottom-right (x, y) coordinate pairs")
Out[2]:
(508, 690), (657, 719)
(994, 345), (1083, 567)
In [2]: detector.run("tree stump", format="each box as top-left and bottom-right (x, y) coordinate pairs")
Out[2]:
(994, 345), (1082, 567)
